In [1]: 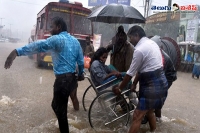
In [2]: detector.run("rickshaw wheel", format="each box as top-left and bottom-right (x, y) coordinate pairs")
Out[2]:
(88, 90), (130, 131)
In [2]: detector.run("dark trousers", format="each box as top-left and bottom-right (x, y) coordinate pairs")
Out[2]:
(51, 73), (77, 133)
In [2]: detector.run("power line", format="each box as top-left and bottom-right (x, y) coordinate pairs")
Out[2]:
(152, 0), (169, 5)
(173, 0), (197, 5)
(153, 0), (199, 6)
(133, 0), (142, 6)
(7, 0), (44, 6)
(0, 18), (5, 25)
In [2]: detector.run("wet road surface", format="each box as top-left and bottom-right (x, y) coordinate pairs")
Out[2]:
(0, 42), (200, 133)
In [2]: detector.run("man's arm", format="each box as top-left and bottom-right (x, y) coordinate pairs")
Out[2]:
(112, 50), (143, 95)
(104, 71), (121, 80)
(16, 37), (57, 56)
(130, 73), (139, 92)
(106, 43), (113, 52)
(4, 36), (57, 69)
(4, 49), (18, 69)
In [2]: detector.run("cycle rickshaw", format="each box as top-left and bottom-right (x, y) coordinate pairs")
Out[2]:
(82, 72), (145, 131)
(82, 4), (146, 130)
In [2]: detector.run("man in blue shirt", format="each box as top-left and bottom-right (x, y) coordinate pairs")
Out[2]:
(4, 17), (84, 133)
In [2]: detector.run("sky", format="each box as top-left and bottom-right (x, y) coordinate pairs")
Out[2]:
(0, 0), (200, 40)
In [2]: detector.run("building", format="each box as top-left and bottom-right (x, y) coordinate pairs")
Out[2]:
(145, 5), (200, 44)
(145, 11), (180, 41)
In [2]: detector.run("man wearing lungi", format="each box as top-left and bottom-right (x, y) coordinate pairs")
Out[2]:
(112, 25), (168, 133)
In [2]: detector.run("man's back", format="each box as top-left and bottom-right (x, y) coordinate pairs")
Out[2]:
(50, 32), (83, 74)
(135, 37), (163, 73)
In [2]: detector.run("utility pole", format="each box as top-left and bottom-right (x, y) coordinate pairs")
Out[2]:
(168, 0), (172, 7)
(144, 0), (147, 18)
(9, 23), (12, 37)
(144, 0), (152, 18)
(0, 18), (5, 26)
(146, 0), (150, 17)
(167, 0), (172, 20)
(17, 29), (18, 38)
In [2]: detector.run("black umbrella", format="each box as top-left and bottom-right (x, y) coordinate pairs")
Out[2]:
(87, 4), (145, 24)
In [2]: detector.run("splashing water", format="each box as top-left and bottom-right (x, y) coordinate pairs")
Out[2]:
(0, 95), (15, 105)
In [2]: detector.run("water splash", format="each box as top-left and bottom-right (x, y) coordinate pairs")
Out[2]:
(161, 115), (171, 122)
(39, 76), (42, 84)
(171, 117), (188, 126)
(26, 118), (58, 133)
(0, 95), (15, 105)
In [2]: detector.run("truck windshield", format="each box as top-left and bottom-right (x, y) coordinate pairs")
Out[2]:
(47, 11), (71, 32)
(74, 14), (91, 34)
(47, 11), (91, 34)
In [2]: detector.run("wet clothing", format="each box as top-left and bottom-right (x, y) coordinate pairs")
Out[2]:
(110, 41), (134, 72)
(90, 60), (112, 87)
(185, 53), (192, 62)
(52, 73), (78, 133)
(90, 61), (131, 112)
(107, 30), (133, 72)
(90, 61), (126, 91)
(154, 50), (176, 118)
(161, 50), (177, 84)
(126, 37), (168, 111)
(16, 31), (84, 76)
(137, 69), (168, 110)
(127, 37), (163, 76)
(16, 31), (84, 133)
(192, 53), (200, 78)
(192, 65), (200, 78)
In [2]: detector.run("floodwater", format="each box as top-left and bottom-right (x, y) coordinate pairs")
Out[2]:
(0, 42), (200, 133)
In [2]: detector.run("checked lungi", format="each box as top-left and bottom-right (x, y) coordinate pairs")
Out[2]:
(137, 68), (168, 110)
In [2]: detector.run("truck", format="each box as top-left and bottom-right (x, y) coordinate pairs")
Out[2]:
(33, 0), (92, 67)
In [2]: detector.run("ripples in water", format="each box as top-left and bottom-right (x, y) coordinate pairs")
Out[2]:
(0, 96), (199, 133)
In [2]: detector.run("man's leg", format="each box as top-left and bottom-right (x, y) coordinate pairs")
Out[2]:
(128, 109), (148, 133)
(52, 77), (72, 133)
(154, 81), (172, 122)
(146, 109), (156, 132)
(192, 73), (195, 78)
(52, 91), (70, 133)
(70, 87), (79, 110)
(154, 109), (161, 118)
(168, 82), (172, 89)
(198, 66), (200, 79)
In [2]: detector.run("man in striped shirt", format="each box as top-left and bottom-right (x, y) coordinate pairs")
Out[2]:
(4, 17), (84, 133)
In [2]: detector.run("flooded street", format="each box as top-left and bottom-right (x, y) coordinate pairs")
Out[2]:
(0, 42), (200, 133)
